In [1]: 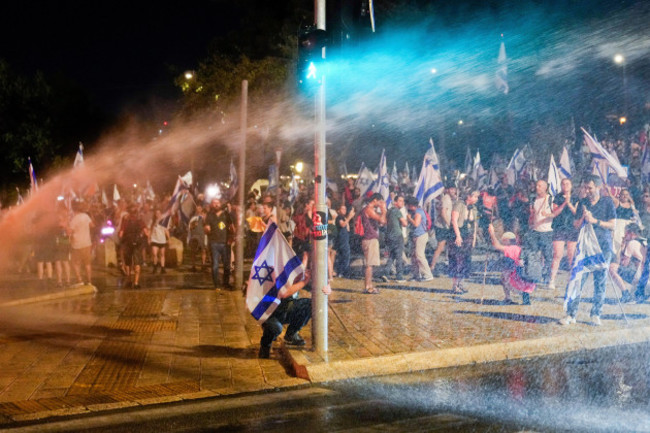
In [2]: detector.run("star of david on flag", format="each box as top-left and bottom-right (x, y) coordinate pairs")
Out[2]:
(246, 222), (305, 324)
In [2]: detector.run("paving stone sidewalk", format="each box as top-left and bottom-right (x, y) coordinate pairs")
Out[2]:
(0, 261), (648, 425)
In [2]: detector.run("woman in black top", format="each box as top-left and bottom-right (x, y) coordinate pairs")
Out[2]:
(549, 178), (579, 289)
(611, 188), (638, 257)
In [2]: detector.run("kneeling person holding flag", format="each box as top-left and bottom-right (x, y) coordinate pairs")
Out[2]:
(247, 222), (331, 359)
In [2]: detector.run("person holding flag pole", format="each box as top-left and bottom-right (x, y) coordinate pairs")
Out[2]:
(246, 222), (331, 359)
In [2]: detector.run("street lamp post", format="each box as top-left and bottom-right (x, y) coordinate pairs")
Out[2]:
(312, 0), (328, 358)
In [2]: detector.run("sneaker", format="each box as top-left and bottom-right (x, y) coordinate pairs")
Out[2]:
(258, 346), (271, 359)
(590, 316), (602, 326)
(395, 277), (406, 283)
(284, 333), (306, 346)
(559, 315), (576, 326)
(380, 275), (389, 282)
(421, 276), (434, 282)
(547, 282), (556, 290)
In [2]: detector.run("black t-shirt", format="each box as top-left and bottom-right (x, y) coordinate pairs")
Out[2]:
(552, 194), (578, 231)
(575, 196), (616, 254)
(205, 210), (233, 243)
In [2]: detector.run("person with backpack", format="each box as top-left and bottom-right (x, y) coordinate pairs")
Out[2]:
(523, 180), (554, 286)
(487, 223), (535, 305)
(406, 196), (434, 282)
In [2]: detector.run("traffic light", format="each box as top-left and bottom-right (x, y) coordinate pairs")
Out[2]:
(297, 26), (328, 89)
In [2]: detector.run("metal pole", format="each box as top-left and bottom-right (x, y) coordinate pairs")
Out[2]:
(312, 0), (328, 357)
(235, 80), (248, 291)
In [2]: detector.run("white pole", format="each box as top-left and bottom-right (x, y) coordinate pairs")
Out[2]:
(235, 80), (248, 291)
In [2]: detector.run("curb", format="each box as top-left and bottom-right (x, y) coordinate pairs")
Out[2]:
(288, 326), (650, 383)
(0, 285), (97, 307)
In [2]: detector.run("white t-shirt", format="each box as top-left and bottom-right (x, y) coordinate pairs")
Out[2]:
(70, 212), (93, 249)
(532, 196), (553, 232)
(435, 194), (453, 229)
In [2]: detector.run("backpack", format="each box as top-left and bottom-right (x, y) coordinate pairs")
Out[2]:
(517, 247), (543, 283)
(354, 214), (364, 236)
(423, 209), (432, 231)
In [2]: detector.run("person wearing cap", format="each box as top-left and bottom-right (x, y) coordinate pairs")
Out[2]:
(487, 223), (536, 305)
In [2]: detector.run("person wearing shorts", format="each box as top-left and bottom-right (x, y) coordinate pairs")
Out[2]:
(361, 193), (386, 294)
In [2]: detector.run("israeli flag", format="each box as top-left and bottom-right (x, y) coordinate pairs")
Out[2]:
(246, 222), (305, 324)
(228, 159), (238, 200)
(559, 146), (572, 180)
(582, 128), (627, 179)
(289, 176), (299, 203)
(547, 154), (561, 197)
(28, 157), (38, 193)
(414, 138), (444, 208)
(496, 39), (509, 95)
(390, 161), (399, 186)
(356, 163), (375, 198)
(563, 223), (609, 311)
(74, 142), (84, 168)
(373, 149), (390, 201)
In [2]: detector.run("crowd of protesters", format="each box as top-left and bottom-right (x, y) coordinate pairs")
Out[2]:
(6, 125), (650, 329)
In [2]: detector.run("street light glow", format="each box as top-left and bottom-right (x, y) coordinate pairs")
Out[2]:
(295, 161), (304, 173)
(614, 54), (625, 64)
(431, 68), (437, 74)
(184, 71), (194, 80)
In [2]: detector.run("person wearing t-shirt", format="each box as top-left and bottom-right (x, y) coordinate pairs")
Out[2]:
(548, 178), (579, 290)
(406, 196), (433, 282)
(69, 201), (95, 286)
(383, 194), (407, 282)
(523, 180), (554, 286)
(560, 175), (616, 326)
(204, 198), (234, 290)
(430, 184), (457, 277)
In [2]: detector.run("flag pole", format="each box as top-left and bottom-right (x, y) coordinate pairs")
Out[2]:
(606, 270), (630, 325)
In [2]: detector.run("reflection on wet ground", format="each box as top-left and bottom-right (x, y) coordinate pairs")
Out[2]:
(338, 343), (650, 432)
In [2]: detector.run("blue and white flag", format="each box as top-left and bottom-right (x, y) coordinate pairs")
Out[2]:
(180, 171), (193, 188)
(582, 128), (627, 179)
(101, 189), (108, 207)
(289, 176), (299, 203)
(470, 150), (481, 181)
(145, 180), (156, 201)
(506, 148), (527, 185)
(246, 222), (305, 324)
(403, 161), (411, 185)
(548, 154), (561, 197)
(160, 176), (190, 227)
(16, 187), (24, 206)
(356, 163), (375, 198)
(28, 157), (38, 194)
(268, 164), (278, 190)
(390, 161), (399, 186)
(559, 146), (572, 180)
(496, 39), (509, 95)
(228, 159), (238, 200)
(372, 149), (390, 201)
(564, 223), (608, 311)
(74, 142), (84, 168)
(414, 138), (444, 208)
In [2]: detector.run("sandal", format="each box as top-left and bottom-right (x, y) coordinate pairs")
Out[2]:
(364, 287), (380, 294)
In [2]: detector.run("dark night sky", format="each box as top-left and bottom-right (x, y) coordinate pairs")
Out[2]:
(0, 1), (232, 114)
